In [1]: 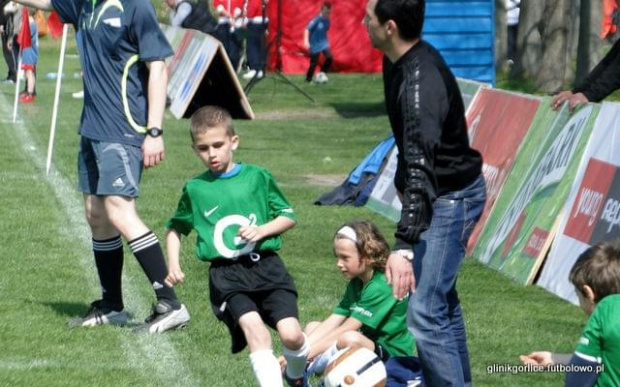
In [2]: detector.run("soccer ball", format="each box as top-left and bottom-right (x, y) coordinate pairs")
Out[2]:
(314, 72), (329, 84)
(322, 346), (387, 387)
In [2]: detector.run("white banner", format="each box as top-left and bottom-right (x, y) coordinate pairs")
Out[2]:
(538, 102), (620, 304)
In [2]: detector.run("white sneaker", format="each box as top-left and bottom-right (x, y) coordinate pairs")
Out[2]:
(72, 90), (84, 99)
(256, 70), (264, 79)
(68, 300), (129, 327)
(242, 69), (257, 79)
(136, 301), (190, 333)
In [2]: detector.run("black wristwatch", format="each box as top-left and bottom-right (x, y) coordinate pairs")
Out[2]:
(146, 127), (163, 137)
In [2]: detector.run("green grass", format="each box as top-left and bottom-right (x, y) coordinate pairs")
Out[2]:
(0, 35), (586, 387)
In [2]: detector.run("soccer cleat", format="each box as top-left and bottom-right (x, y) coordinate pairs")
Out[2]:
(19, 93), (35, 103)
(284, 369), (310, 387)
(242, 69), (257, 79)
(68, 300), (128, 327)
(135, 300), (190, 333)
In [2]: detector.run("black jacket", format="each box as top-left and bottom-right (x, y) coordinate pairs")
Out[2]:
(572, 38), (620, 102)
(383, 41), (482, 248)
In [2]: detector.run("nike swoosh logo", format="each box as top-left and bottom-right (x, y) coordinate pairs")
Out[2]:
(204, 206), (218, 218)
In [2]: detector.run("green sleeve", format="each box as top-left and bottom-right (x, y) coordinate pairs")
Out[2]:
(266, 170), (296, 221)
(350, 280), (397, 329)
(333, 282), (355, 317)
(574, 303), (603, 362)
(166, 186), (194, 236)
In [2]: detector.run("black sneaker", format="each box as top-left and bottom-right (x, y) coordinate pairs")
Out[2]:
(68, 300), (128, 327)
(134, 300), (190, 333)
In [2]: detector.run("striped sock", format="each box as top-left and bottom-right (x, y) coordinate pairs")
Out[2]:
(128, 231), (179, 309)
(93, 235), (124, 310)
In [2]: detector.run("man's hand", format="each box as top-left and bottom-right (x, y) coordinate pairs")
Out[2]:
(566, 92), (589, 113)
(551, 90), (573, 111)
(385, 252), (415, 300)
(142, 135), (165, 168)
(551, 91), (589, 113)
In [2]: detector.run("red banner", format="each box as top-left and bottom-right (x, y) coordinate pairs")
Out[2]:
(466, 89), (541, 252)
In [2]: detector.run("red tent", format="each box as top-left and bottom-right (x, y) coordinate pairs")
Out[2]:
(266, 0), (382, 73)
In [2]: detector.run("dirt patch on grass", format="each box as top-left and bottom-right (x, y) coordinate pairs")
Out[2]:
(305, 174), (346, 186)
(255, 109), (339, 120)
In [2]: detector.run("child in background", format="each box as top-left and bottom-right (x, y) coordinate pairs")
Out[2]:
(164, 106), (309, 387)
(19, 6), (36, 103)
(303, 2), (332, 83)
(302, 220), (414, 377)
(520, 240), (620, 386)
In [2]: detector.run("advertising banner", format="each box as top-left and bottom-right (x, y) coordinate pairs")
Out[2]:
(472, 100), (599, 284)
(466, 90), (541, 252)
(538, 102), (620, 303)
(163, 26), (253, 120)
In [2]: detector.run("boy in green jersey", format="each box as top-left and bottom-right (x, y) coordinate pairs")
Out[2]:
(301, 220), (414, 377)
(521, 240), (620, 387)
(165, 106), (309, 387)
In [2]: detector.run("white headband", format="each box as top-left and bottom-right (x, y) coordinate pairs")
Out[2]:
(337, 226), (357, 243)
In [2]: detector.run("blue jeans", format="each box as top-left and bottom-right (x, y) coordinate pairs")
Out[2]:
(408, 175), (486, 387)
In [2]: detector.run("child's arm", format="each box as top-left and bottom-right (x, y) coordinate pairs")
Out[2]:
(308, 316), (362, 360)
(565, 354), (600, 387)
(165, 228), (185, 287)
(238, 215), (295, 243)
(303, 29), (310, 50)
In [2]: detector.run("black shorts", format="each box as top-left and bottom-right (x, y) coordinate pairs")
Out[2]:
(208, 251), (298, 353)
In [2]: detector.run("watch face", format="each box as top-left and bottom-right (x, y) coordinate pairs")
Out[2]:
(148, 128), (162, 137)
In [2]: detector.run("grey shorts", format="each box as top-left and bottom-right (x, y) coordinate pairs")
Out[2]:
(77, 137), (143, 197)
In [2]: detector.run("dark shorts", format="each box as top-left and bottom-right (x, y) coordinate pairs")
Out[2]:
(209, 251), (298, 353)
(77, 137), (143, 197)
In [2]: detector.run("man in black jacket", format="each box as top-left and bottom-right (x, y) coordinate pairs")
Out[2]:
(364, 0), (486, 386)
(552, 38), (620, 112)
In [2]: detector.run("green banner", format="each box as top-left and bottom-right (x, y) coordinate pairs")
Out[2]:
(472, 99), (599, 284)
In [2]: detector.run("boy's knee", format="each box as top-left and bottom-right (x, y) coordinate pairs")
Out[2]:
(336, 331), (364, 349)
(277, 318), (305, 350)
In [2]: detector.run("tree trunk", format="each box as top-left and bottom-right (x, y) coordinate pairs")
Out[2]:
(535, 0), (571, 93)
(511, 0), (544, 78)
(496, 0), (508, 68)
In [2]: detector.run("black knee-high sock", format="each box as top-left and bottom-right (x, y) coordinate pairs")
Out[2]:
(128, 231), (180, 309)
(93, 236), (124, 311)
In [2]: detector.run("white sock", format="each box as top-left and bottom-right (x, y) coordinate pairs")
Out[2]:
(249, 349), (283, 387)
(307, 342), (340, 375)
(282, 335), (310, 379)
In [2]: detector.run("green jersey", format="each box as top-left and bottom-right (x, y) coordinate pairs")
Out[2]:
(574, 294), (620, 387)
(167, 164), (295, 261)
(333, 271), (414, 357)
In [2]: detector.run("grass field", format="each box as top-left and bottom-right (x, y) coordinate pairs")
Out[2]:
(0, 35), (587, 387)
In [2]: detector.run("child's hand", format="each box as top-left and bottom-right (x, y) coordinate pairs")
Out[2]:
(238, 225), (264, 243)
(520, 351), (553, 366)
(165, 266), (185, 287)
(278, 355), (287, 373)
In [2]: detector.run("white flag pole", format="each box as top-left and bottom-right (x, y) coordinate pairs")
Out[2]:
(46, 23), (69, 175)
(12, 56), (22, 123)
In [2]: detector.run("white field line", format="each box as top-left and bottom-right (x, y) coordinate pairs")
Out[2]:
(0, 94), (200, 386)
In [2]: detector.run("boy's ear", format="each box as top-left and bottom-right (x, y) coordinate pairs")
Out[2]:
(582, 285), (596, 303)
(231, 135), (240, 151)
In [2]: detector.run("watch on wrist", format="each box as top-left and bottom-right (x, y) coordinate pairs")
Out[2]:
(394, 249), (414, 261)
(146, 127), (163, 137)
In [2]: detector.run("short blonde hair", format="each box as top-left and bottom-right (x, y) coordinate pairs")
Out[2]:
(189, 106), (235, 143)
(334, 220), (390, 271)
